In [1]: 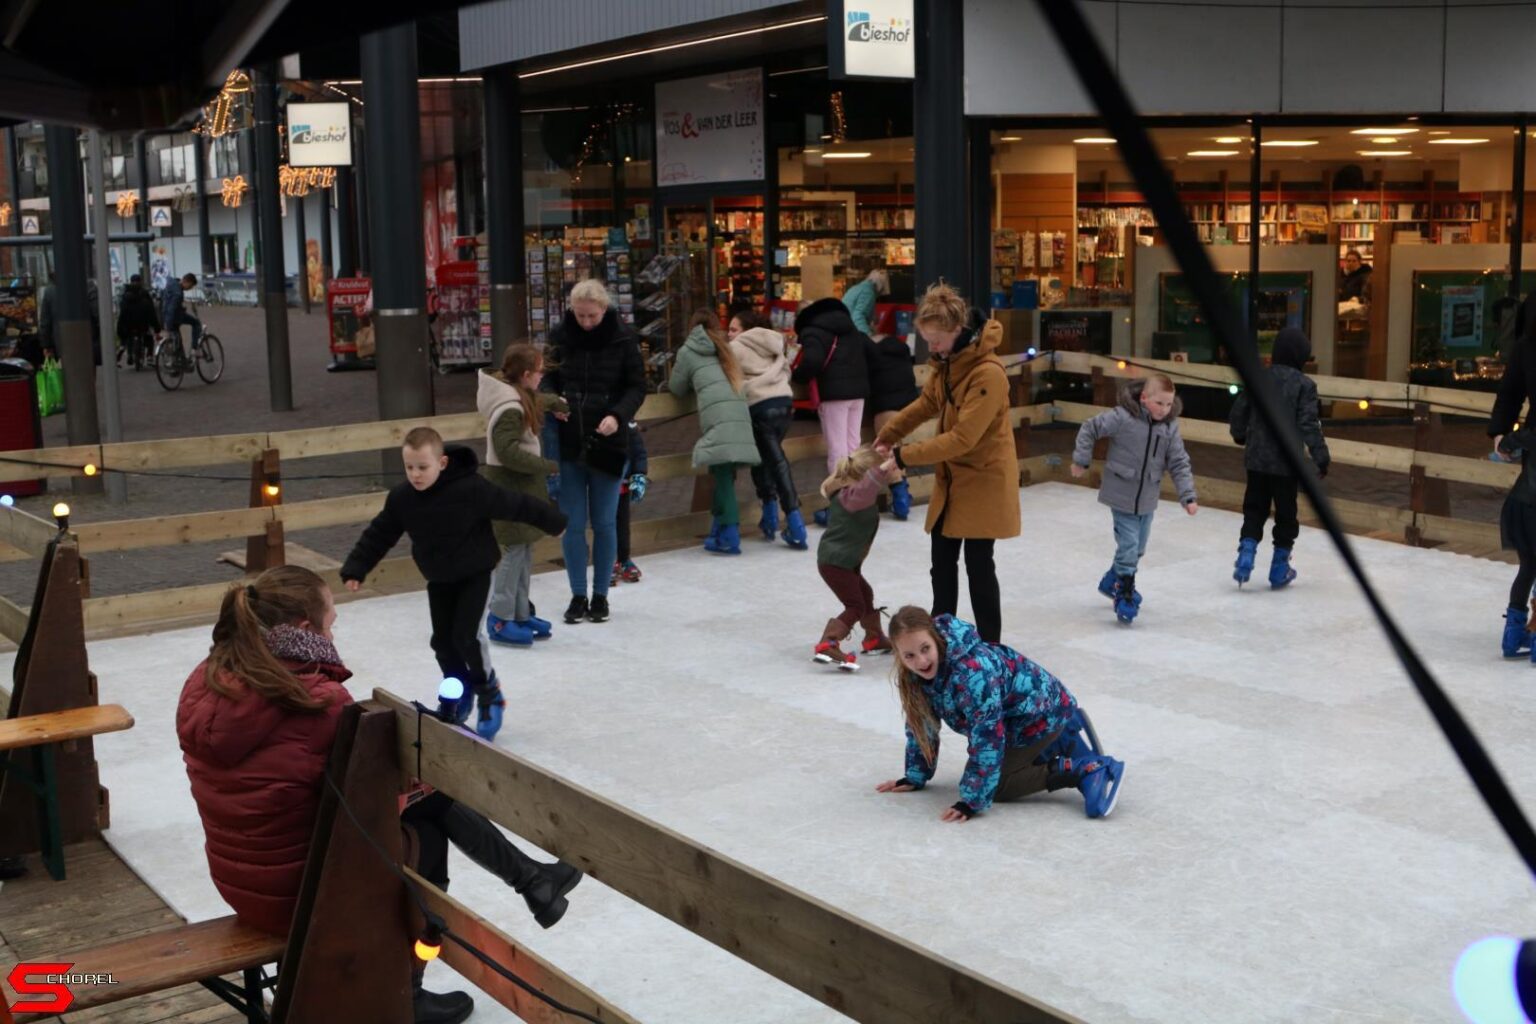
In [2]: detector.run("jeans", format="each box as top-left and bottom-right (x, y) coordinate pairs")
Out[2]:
(1240, 470), (1299, 548)
(170, 311), (202, 347)
(558, 460), (622, 597)
(487, 542), (533, 622)
(426, 572), (493, 695)
(749, 398), (799, 511)
(1111, 509), (1155, 577)
(930, 511), (1001, 644)
(819, 398), (864, 474)
(711, 464), (741, 525)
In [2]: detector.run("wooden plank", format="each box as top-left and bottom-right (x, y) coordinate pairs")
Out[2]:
(219, 543), (340, 574)
(0, 505), (57, 559)
(0, 704), (133, 752)
(265, 413), (484, 461)
(1417, 449), (1516, 489)
(70, 507), (274, 554)
(407, 867), (642, 1024)
(82, 580), (234, 635)
(636, 391), (695, 421)
(1417, 512), (1500, 548)
(0, 595), (27, 645)
(0, 443), (103, 483)
(100, 434), (266, 474)
(372, 690), (1083, 1024)
(277, 492), (387, 532)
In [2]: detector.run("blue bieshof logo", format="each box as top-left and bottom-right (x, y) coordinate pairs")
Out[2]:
(847, 10), (869, 25)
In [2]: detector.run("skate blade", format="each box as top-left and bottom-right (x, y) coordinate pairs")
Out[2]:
(837, 661), (861, 672)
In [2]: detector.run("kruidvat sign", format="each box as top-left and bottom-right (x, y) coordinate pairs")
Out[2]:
(286, 102), (352, 167)
(655, 69), (765, 185)
(829, 0), (914, 80)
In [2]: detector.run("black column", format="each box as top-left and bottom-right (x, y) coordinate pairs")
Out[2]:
(914, 0), (968, 302)
(135, 134), (150, 277)
(294, 189), (310, 313)
(194, 132), (213, 275)
(362, 21), (433, 424)
(254, 63), (294, 411)
(1249, 118), (1261, 344)
(336, 166), (357, 277)
(0, 127), (14, 274)
(45, 125), (103, 495)
(320, 184), (334, 288)
(1512, 116), (1528, 302)
(355, 125), (372, 274)
(483, 64), (525, 364)
(968, 120), (992, 310)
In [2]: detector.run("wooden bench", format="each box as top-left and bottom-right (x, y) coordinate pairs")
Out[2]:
(0, 704), (133, 880)
(7, 915), (284, 1023)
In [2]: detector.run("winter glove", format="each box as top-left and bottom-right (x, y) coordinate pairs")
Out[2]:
(629, 473), (648, 503)
(950, 801), (977, 820)
(1315, 459), (1330, 479)
(546, 473), (561, 504)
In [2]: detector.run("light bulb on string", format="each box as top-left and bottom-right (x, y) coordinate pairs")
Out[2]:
(1117, 360), (1127, 370)
(1228, 384), (1240, 396)
(0, 494), (13, 507)
(83, 463), (97, 477)
(1358, 399), (1370, 411)
(414, 918), (445, 962)
(52, 502), (70, 530)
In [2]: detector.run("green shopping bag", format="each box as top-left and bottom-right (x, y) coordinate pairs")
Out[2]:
(36, 357), (64, 416)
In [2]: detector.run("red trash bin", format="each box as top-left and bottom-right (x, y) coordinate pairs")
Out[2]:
(0, 357), (44, 499)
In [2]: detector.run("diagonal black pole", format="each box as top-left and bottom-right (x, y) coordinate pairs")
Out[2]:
(1035, 0), (1536, 879)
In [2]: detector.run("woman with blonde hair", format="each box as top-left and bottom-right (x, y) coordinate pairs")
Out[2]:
(875, 605), (1125, 821)
(841, 267), (891, 336)
(811, 446), (902, 670)
(875, 282), (1018, 643)
(669, 309), (761, 554)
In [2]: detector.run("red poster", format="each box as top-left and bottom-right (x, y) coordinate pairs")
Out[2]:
(327, 276), (373, 356)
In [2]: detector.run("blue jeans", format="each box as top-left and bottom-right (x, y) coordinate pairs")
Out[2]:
(1111, 509), (1155, 577)
(558, 460), (621, 597)
(170, 312), (202, 347)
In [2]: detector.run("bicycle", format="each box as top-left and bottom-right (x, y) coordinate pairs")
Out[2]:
(154, 304), (225, 390)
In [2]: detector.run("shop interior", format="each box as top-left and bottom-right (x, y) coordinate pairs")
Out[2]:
(991, 122), (1535, 385)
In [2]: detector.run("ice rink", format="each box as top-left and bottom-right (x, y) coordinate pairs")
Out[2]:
(13, 482), (1536, 1023)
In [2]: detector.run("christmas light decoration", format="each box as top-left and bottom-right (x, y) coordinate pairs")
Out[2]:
(829, 90), (847, 143)
(221, 175), (249, 208)
(277, 165), (337, 198)
(115, 192), (138, 218)
(196, 70), (254, 138)
(0, 202), (11, 226)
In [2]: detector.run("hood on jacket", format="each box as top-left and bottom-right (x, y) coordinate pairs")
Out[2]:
(732, 326), (785, 361)
(438, 444), (480, 484)
(559, 306), (624, 349)
(932, 314), (1002, 367)
(1118, 377), (1184, 422)
(1272, 327), (1311, 370)
(934, 613), (986, 673)
(476, 368), (525, 420)
(683, 323), (721, 357)
(794, 297), (855, 336)
(178, 655), (350, 769)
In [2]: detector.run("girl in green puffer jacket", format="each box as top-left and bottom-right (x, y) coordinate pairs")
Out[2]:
(668, 310), (761, 555)
(478, 344), (566, 646)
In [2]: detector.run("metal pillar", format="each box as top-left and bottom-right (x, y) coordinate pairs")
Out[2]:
(294, 190), (310, 313)
(87, 131), (125, 503)
(355, 125), (371, 274)
(254, 63), (294, 412)
(134, 134), (150, 277)
(362, 20), (433, 429)
(968, 120), (992, 309)
(194, 132), (212, 275)
(336, 166), (357, 277)
(320, 186), (334, 290)
(44, 125), (103, 496)
(483, 64), (524, 364)
(1512, 115), (1528, 301)
(1249, 118), (1261, 347)
(913, 0), (968, 300)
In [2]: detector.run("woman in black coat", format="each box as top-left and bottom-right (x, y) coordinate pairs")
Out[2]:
(542, 279), (647, 625)
(792, 298), (872, 524)
(866, 332), (920, 520)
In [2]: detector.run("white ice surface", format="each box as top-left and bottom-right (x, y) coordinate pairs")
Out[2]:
(10, 482), (1536, 1023)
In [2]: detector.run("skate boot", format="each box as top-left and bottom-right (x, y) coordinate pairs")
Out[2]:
(514, 614), (552, 640)
(1233, 537), (1258, 586)
(759, 499), (780, 541)
(704, 523), (741, 555)
(858, 611), (892, 655)
(486, 612), (534, 647)
(1047, 752), (1125, 819)
(1269, 547), (1297, 589)
(475, 675), (506, 741)
(704, 515), (721, 549)
(1096, 568), (1118, 600)
(1504, 607), (1532, 658)
(889, 480), (912, 521)
(1113, 574), (1141, 624)
(781, 509), (809, 550)
(813, 618), (860, 671)
(620, 559), (642, 583)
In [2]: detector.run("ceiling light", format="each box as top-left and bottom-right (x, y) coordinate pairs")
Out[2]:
(519, 15), (826, 78)
(1350, 128), (1418, 136)
(1187, 150), (1240, 157)
(1260, 140), (1319, 148)
(999, 135), (1021, 142)
(1074, 137), (1116, 144)
(1429, 131), (1451, 136)
(1213, 136), (1244, 144)
(1428, 138), (1490, 145)
(1371, 137), (1398, 144)
(821, 152), (872, 159)
(1358, 150), (1412, 157)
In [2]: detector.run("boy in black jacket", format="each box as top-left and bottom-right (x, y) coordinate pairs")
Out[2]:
(341, 427), (567, 741)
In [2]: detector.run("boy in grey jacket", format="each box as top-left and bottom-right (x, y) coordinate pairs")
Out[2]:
(1071, 374), (1199, 623)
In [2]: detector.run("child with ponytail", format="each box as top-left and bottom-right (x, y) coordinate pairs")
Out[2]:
(812, 446), (901, 670)
(875, 606), (1126, 821)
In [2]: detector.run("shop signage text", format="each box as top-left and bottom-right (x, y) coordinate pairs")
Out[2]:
(830, 0), (915, 80)
(286, 102), (352, 167)
(655, 69), (765, 185)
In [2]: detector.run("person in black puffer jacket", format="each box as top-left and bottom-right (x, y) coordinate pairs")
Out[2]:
(542, 279), (647, 625)
(1227, 326), (1330, 588)
(793, 298), (872, 525)
(866, 332), (920, 520)
(1489, 290), (1536, 657)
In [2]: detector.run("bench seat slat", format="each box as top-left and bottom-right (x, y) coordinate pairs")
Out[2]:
(0, 705), (134, 752)
(12, 915), (286, 1017)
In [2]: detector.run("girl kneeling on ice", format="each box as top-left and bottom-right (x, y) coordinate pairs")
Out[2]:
(875, 607), (1125, 820)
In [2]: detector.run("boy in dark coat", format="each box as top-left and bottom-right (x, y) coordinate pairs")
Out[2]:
(1228, 327), (1330, 588)
(341, 426), (567, 740)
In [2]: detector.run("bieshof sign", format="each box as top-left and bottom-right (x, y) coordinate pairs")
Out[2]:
(828, 0), (915, 80)
(286, 102), (352, 167)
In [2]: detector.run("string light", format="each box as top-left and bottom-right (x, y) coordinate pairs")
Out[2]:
(278, 165), (337, 197)
(0, 495), (13, 507)
(829, 90), (847, 143)
(115, 193), (138, 218)
(52, 502), (70, 531)
(0, 201), (12, 227)
(1117, 360), (1127, 369)
(220, 175), (249, 208)
(414, 919), (444, 962)
(196, 70), (253, 138)
(1358, 399), (1370, 410)
(83, 463), (98, 477)
(1228, 384), (1240, 395)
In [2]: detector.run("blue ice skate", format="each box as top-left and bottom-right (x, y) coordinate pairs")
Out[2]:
(1233, 537), (1258, 586)
(1268, 547), (1297, 589)
(1113, 574), (1141, 624)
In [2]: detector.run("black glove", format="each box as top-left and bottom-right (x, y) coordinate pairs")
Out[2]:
(1315, 461), (1329, 479)
(950, 800), (976, 820)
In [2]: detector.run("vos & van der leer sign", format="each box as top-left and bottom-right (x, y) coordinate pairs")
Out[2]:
(655, 69), (764, 186)
(286, 102), (352, 167)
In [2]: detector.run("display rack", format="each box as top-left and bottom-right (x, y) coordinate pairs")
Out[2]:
(433, 236), (492, 372)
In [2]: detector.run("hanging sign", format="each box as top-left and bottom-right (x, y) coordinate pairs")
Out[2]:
(655, 69), (764, 186)
(149, 204), (173, 228)
(286, 102), (353, 167)
(828, 0), (915, 80)
(20, 214), (40, 235)
(1441, 285), (1484, 349)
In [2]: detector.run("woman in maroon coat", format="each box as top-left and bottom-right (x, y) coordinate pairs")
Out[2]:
(178, 566), (581, 1024)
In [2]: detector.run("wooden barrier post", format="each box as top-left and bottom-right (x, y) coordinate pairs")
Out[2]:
(246, 448), (286, 572)
(1406, 402), (1451, 546)
(0, 534), (110, 862)
(270, 704), (412, 1024)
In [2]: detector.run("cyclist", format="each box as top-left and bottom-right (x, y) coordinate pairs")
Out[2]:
(161, 272), (203, 351)
(116, 273), (161, 368)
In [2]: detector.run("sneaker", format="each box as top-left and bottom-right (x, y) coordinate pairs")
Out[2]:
(586, 594), (610, 623)
(813, 641), (860, 671)
(611, 561), (624, 586)
(563, 596), (588, 624)
(620, 560), (642, 583)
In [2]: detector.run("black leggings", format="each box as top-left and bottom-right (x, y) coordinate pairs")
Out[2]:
(426, 572), (493, 695)
(402, 792), (539, 893)
(1241, 470), (1300, 548)
(749, 400), (800, 512)
(930, 511), (1001, 643)
(1511, 553), (1536, 610)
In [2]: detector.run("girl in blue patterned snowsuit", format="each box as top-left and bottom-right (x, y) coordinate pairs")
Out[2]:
(875, 607), (1126, 820)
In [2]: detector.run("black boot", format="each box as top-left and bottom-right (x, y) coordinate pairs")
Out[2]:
(412, 959), (473, 1024)
(441, 802), (583, 929)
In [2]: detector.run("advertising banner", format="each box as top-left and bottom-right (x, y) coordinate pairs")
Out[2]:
(655, 69), (764, 186)
(287, 102), (353, 167)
